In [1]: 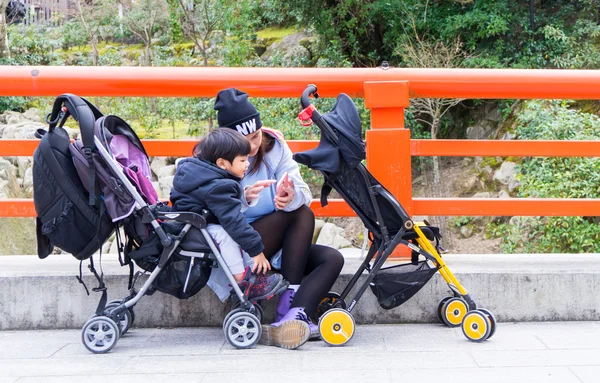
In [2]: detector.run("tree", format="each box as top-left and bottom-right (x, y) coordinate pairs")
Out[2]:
(176, 0), (222, 67)
(396, 16), (466, 245)
(122, 0), (169, 66)
(0, 0), (9, 58)
(72, 0), (118, 65)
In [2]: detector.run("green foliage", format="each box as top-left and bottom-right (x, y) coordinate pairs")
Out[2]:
(279, 0), (600, 69)
(5, 25), (59, 65)
(166, 0), (184, 43)
(499, 100), (600, 253)
(0, 97), (29, 113)
(61, 20), (88, 50)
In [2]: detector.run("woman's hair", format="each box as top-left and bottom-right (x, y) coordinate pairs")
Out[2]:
(248, 130), (276, 175)
(193, 127), (251, 164)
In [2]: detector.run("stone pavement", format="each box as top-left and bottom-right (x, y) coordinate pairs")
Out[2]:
(1, 321), (599, 382)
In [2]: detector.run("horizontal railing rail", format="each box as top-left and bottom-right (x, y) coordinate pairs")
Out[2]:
(2, 66), (600, 220)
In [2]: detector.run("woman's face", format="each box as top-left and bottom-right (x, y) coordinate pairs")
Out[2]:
(246, 129), (262, 157)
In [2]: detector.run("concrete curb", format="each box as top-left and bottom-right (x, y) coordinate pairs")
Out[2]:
(1, 251), (599, 330)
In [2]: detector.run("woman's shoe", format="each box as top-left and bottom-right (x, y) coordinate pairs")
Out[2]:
(275, 288), (295, 321)
(259, 307), (310, 350)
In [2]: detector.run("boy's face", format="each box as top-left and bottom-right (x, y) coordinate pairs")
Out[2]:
(219, 155), (249, 178)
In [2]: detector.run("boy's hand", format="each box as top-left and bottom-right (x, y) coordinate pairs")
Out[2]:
(245, 180), (276, 204)
(251, 252), (271, 275)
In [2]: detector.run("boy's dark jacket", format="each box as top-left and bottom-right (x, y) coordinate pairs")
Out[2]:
(170, 157), (264, 257)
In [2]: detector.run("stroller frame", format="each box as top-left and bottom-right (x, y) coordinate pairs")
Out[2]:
(298, 85), (496, 345)
(81, 136), (264, 353)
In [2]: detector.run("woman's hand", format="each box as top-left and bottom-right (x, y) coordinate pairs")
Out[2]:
(251, 252), (271, 275)
(245, 180), (276, 204)
(274, 179), (295, 210)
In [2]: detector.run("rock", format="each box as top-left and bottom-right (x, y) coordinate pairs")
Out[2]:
(6, 113), (25, 125)
(1, 121), (46, 139)
(508, 178), (520, 192)
(23, 108), (42, 122)
(461, 175), (479, 192)
(498, 190), (510, 198)
(152, 181), (162, 197)
(316, 222), (352, 249)
(482, 165), (493, 175)
(466, 125), (495, 140)
(473, 192), (491, 198)
(460, 225), (474, 238)
(158, 175), (174, 199)
(261, 32), (312, 63)
(493, 161), (517, 185)
(484, 107), (502, 123)
(22, 168), (33, 189)
(17, 157), (30, 178)
(0, 158), (17, 181)
(0, 179), (8, 198)
(151, 157), (168, 178)
(157, 165), (176, 179)
(312, 219), (325, 243)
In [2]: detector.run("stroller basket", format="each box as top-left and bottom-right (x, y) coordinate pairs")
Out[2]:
(370, 261), (439, 310)
(152, 251), (213, 299)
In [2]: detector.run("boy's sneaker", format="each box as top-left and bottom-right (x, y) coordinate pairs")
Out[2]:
(259, 307), (311, 350)
(238, 268), (289, 302)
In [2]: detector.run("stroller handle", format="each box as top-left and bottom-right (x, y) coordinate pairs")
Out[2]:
(301, 84), (319, 109)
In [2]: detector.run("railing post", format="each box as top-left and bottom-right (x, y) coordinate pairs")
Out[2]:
(364, 81), (412, 258)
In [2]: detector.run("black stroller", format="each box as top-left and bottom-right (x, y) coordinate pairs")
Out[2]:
(294, 85), (497, 345)
(34, 95), (269, 353)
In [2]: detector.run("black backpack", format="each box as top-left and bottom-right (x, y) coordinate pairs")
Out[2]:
(33, 94), (114, 260)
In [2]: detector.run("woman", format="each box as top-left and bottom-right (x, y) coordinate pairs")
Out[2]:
(214, 88), (345, 344)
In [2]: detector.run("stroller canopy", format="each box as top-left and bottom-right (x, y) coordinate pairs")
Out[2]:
(294, 93), (365, 174)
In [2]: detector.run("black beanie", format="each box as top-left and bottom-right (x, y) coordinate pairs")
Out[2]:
(214, 88), (262, 136)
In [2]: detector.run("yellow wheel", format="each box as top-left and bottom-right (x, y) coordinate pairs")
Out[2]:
(478, 308), (497, 339)
(461, 310), (491, 342)
(441, 297), (468, 327)
(318, 309), (355, 347)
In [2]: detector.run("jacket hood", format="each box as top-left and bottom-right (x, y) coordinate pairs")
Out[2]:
(173, 157), (239, 193)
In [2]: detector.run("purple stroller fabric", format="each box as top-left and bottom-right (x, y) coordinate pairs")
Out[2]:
(110, 134), (158, 205)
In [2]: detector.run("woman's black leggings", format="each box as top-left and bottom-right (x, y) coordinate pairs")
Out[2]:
(250, 205), (344, 316)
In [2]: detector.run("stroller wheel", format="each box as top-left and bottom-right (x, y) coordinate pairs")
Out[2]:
(318, 309), (355, 347)
(104, 302), (133, 335)
(81, 316), (120, 354)
(312, 292), (346, 323)
(108, 299), (136, 326)
(461, 310), (492, 342)
(436, 297), (452, 325)
(477, 308), (497, 339)
(231, 301), (264, 324)
(222, 308), (244, 336)
(224, 312), (262, 349)
(441, 297), (468, 327)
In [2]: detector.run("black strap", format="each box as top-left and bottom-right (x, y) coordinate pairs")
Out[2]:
(47, 94), (100, 205)
(92, 201), (108, 316)
(75, 260), (90, 296)
(89, 256), (108, 316)
(320, 183), (333, 207)
(115, 227), (135, 290)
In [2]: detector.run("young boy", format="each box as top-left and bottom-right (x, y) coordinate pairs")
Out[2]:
(170, 128), (287, 302)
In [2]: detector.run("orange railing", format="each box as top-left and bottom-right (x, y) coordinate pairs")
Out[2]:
(3, 66), (600, 218)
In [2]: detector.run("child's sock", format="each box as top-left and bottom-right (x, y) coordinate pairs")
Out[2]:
(288, 284), (300, 292)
